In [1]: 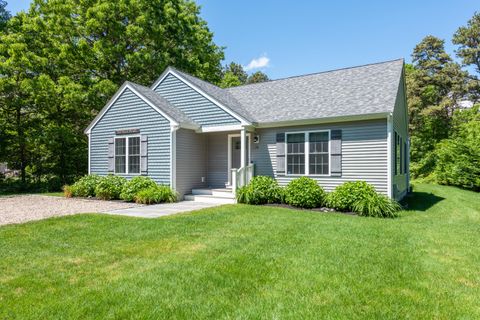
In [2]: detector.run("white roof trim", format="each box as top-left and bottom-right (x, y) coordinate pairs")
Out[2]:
(84, 83), (179, 134)
(197, 124), (244, 133)
(151, 68), (251, 125)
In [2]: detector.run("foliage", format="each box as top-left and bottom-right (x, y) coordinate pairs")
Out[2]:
(351, 193), (401, 218)
(120, 176), (158, 202)
(134, 185), (177, 204)
(71, 174), (103, 197)
(94, 175), (127, 200)
(326, 181), (377, 212)
(284, 177), (325, 208)
(433, 105), (480, 190)
(235, 176), (283, 205)
(219, 61), (269, 88)
(63, 185), (74, 198)
(0, 0), (224, 186)
(453, 12), (480, 74)
(0, 0), (10, 31)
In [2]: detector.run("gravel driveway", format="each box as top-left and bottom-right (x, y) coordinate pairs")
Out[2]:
(0, 195), (141, 226)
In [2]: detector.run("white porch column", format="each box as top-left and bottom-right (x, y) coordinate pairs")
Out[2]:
(240, 127), (247, 168)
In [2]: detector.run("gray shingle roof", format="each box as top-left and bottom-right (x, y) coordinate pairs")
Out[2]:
(167, 67), (256, 123)
(225, 59), (404, 123)
(127, 81), (198, 128)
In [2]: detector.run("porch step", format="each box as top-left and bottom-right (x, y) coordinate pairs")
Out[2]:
(191, 188), (235, 198)
(184, 194), (236, 204)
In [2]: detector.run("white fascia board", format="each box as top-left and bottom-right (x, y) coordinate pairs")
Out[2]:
(197, 124), (244, 133)
(84, 83), (178, 134)
(255, 112), (390, 128)
(386, 113), (393, 199)
(151, 69), (251, 126)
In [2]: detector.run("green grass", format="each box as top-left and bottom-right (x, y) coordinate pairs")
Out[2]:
(0, 183), (479, 319)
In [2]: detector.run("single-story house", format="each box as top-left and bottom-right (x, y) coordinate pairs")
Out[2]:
(85, 59), (409, 203)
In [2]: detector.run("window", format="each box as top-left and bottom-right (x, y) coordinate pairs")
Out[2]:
(286, 131), (330, 176)
(286, 133), (305, 174)
(309, 132), (329, 175)
(115, 136), (140, 174)
(115, 138), (126, 173)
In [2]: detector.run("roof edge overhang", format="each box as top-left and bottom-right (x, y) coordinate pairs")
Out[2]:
(84, 82), (181, 134)
(255, 112), (391, 129)
(151, 67), (252, 126)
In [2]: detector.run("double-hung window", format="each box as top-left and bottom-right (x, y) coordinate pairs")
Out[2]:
(115, 136), (140, 174)
(286, 131), (330, 176)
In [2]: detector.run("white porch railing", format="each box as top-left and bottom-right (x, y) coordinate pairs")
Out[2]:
(231, 164), (254, 194)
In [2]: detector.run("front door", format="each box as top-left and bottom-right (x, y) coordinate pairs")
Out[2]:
(230, 136), (250, 169)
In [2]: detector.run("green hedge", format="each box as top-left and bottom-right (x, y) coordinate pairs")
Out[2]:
(94, 175), (127, 200)
(236, 176), (283, 205)
(134, 185), (177, 204)
(120, 176), (158, 202)
(284, 177), (325, 209)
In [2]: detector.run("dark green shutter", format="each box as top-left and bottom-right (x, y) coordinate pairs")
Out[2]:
(276, 133), (285, 176)
(330, 130), (342, 177)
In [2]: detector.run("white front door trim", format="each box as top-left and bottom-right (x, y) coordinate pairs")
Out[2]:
(227, 133), (251, 185)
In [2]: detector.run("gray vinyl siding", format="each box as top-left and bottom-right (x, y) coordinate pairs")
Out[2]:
(252, 119), (389, 195)
(206, 132), (230, 187)
(392, 73), (409, 200)
(90, 88), (171, 184)
(154, 73), (240, 127)
(175, 129), (207, 198)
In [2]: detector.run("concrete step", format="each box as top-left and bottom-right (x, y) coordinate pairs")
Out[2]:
(184, 194), (236, 204)
(191, 188), (235, 198)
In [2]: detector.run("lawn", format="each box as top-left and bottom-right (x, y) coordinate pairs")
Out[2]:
(0, 183), (479, 319)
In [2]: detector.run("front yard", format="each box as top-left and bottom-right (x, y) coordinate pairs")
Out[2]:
(0, 183), (479, 319)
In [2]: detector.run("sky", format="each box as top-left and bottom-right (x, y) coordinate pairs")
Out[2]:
(7, 0), (479, 79)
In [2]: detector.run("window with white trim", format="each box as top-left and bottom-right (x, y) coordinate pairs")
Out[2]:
(115, 136), (140, 174)
(286, 131), (330, 176)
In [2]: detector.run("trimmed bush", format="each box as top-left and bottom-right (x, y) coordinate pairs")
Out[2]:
(134, 185), (177, 204)
(71, 174), (103, 197)
(352, 193), (401, 218)
(120, 176), (157, 202)
(326, 181), (377, 212)
(94, 175), (127, 200)
(284, 177), (325, 208)
(236, 176), (283, 205)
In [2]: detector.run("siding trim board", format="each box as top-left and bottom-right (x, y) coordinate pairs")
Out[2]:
(152, 69), (251, 125)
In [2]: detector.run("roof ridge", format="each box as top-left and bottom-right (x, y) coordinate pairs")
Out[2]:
(226, 58), (405, 90)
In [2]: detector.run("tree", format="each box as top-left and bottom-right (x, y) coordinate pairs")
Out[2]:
(453, 12), (480, 74)
(219, 71), (242, 88)
(0, 0), (225, 187)
(247, 71), (269, 84)
(0, 0), (10, 31)
(407, 36), (468, 177)
(224, 62), (248, 84)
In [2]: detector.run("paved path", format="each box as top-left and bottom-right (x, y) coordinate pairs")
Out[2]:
(104, 201), (221, 218)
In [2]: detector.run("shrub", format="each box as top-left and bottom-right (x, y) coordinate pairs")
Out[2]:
(134, 185), (177, 204)
(120, 176), (158, 202)
(71, 174), (103, 197)
(326, 181), (377, 212)
(284, 177), (325, 208)
(236, 176), (283, 205)
(352, 193), (401, 218)
(94, 175), (127, 200)
(63, 185), (74, 198)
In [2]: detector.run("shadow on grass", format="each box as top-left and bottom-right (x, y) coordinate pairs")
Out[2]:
(402, 191), (445, 212)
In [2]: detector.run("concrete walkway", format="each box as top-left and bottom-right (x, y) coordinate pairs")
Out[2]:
(104, 200), (222, 218)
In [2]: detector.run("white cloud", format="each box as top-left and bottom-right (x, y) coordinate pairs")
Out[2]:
(244, 54), (270, 71)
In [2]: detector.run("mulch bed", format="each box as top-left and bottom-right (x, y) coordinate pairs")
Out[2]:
(263, 203), (356, 215)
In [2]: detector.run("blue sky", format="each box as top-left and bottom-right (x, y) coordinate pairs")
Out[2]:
(7, 0), (478, 79)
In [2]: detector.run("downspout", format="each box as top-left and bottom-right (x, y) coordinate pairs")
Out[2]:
(170, 124), (180, 190)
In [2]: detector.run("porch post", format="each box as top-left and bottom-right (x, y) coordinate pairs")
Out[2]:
(240, 127), (247, 168)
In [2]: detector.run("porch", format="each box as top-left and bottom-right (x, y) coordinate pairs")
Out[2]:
(175, 127), (255, 201)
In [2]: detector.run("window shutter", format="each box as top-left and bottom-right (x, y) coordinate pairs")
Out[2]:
(108, 138), (115, 173)
(276, 133), (285, 176)
(330, 130), (342, 177)
(140, 135), (148, 175)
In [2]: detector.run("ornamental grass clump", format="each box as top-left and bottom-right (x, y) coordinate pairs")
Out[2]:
(134, 185), (177, 204)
